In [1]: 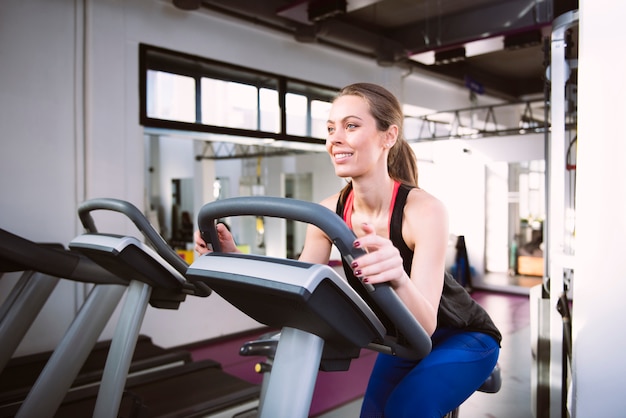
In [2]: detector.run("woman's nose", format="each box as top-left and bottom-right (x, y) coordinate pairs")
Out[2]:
(329, 129), (344, 143)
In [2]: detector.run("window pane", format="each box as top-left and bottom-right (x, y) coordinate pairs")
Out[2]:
(311, 100), (331, 139)
(286, 93), (307, 136)
(147, 70), (196, 123)
(201, 79), (258, 129)
(259, 88), (280, 133)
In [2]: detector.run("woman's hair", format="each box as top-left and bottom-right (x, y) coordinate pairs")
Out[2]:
(335, 83), (419, 188)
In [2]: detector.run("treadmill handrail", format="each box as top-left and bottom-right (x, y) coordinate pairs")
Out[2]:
(197, 196), (432, 359)
(78, 198), (188, 276)
(0, 228), (126, 285)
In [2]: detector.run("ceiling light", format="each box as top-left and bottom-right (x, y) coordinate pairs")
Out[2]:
(465, 36), (504, 57)
(410, 36), (505, 66)
(410, 51), (435, 65)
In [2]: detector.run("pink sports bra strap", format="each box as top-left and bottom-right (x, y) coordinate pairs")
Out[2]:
(343, 181), (401, 230)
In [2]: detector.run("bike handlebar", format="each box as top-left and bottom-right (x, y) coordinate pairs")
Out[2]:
(197, 196), (432, 359)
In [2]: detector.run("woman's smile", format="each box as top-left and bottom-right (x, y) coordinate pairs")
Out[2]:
(333, 152), (353, 162)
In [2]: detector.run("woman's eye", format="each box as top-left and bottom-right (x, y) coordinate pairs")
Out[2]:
(346, 123), (357, 129)
(327, 126), (335, 134)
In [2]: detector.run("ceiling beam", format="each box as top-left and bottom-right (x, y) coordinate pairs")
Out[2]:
(277, 0), (385, 25)
(392, 0), (553, 54)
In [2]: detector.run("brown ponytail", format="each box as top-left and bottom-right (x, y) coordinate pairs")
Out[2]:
(388, 139), (418, 187)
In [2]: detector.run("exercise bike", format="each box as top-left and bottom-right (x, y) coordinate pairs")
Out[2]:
(187, 196), (500, 418)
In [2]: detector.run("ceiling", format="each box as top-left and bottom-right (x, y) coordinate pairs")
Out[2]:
(185, 0), (578, 101)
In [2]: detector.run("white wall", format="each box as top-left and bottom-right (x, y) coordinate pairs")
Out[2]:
(0, 0), (526, 354)
(0, 0), (92, 355)
(571, 1), (626, 415)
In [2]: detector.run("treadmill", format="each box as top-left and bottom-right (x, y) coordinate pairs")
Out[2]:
(52, 198), (259, 418)
(0, 227), (130, 414)
(0, 228), (130, 374)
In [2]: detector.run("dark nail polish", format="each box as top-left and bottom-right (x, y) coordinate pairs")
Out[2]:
(351, 261), (358, 268)
(354, 241), (361, 248)
(354, 270), (362, 277)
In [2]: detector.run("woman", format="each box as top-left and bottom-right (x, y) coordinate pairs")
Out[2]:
(196, 83), (501, 417)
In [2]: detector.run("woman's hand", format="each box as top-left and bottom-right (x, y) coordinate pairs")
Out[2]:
(350, 223), (410, 289)
(194, 224), (240, 255)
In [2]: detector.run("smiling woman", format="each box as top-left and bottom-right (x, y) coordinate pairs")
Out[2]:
(324, 83), (416, 188)
(196, 82), (502, 417)
(316, 83), (501, 417)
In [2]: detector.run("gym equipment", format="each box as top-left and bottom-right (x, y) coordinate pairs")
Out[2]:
(0, 228), (127, 375)
(0, 200), (209, 417)
(54, 359), (259, 418)
(63, 198), (207, 418)
(62, 198), (258, 418)
(0, 228), (130, 417)
(239, 334), (501, 418)
(0, 335), (192, 408)
(186, 196), (433, 418)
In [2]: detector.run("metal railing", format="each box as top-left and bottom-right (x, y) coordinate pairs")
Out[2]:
(407, 98), (553, 142)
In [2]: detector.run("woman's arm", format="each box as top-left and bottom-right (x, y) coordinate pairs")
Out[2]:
(400, 190), (449, 335)
(296, 194), (338, 264)
(347, 190), (448, 335)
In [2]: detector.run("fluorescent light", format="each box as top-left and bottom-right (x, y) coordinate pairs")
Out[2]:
(409, 35), (504, 65)
(465, 36), (504, 57)
(410, 51), (435, 65)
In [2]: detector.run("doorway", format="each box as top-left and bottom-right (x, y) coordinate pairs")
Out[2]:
(484, 160), (545, 290)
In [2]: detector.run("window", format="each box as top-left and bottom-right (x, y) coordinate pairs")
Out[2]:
(201, 79), (260, 130)
(259, 88), (279, 133)
(147, 70), (196, 123)
(311, 100), (332, 139)
(286, 93), (307, 137)
(140, 44), (337, 145)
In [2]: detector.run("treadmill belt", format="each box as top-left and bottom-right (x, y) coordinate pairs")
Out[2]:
(0, 335), (196, 407)
(53, 360), (260, 417)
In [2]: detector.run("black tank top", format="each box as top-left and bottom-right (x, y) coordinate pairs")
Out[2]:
(336, 183), (502, 346)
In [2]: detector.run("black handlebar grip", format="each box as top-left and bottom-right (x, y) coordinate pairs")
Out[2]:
(198, 196), (364, 261)
(77, 198), (189, 276)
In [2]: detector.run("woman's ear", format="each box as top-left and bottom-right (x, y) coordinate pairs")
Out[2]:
(385, 125), (399, 148)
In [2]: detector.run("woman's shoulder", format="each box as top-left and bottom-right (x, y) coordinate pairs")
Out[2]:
(319, 192), (341, 212)
(406, 187), (445, 208)
(405, 187), (448, 221)
(402, 187), (449, 249)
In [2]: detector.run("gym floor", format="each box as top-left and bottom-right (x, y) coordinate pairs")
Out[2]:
(317, 289), (533, 418)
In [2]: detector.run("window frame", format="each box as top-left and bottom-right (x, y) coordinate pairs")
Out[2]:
(139, 43), (338, 146)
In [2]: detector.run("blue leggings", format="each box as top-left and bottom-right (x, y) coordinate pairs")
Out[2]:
(360, 330), (500, 418)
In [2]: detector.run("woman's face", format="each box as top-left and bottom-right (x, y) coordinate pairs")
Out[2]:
(326, 94), (388, 179)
